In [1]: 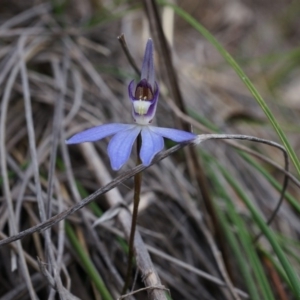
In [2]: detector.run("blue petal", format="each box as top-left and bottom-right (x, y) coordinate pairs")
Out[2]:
(141, 39), (155, 88)
(66, 123), (133, 144)
(149, 126), (196, 142)
(107, 126), (141, 170)
(140, 126), (164, 166)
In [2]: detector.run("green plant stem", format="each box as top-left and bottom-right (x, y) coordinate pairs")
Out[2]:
(122, 134), (142, 294)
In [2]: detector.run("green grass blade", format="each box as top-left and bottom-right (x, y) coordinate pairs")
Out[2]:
(65, 222), (114, 300)
(203, 153), (275, 300)
(208, 173), (261, 299)
(218, 164), (300, 298)
(160, 1), (300, 177)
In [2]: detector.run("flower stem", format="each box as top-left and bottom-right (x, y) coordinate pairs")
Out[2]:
(122, 134), (142, 294)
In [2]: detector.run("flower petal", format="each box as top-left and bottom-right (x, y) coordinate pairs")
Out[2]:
(107, 126), (141, 170)
(66, 123), (133, 144)
(141, 39), (155, 88)
(140, 126), (164, 166)
(149, 126), (196, 142)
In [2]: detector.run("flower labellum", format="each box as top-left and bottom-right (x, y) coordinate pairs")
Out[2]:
(66, 39), (195, 170)
(128, 39), (159, 125)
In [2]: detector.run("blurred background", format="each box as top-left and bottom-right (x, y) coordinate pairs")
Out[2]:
(0, 0), (300, 299)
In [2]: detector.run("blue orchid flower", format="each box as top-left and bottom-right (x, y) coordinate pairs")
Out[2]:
(66, 39), (195, 170)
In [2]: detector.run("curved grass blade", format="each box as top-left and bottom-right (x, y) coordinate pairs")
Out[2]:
(160, 1), (300, 177)
(240, 152), (300, 213)
(218, 164), (300, 298)
(202, 152), (274, 300)
(207, 169), (261, 299)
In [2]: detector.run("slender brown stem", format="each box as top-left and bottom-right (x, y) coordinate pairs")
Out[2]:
(122, 134), (142, 294)
(118, 34), (141, 77)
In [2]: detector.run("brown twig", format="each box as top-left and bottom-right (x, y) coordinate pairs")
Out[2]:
(118, 34), (141, 77)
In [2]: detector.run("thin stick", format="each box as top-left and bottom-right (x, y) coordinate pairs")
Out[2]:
(122, 135), (143, 294)
(118, 34), (141, 77)
(0, 134), (289, 246)
(0, 142), (186, 246)
(46, 56), (69, 219)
